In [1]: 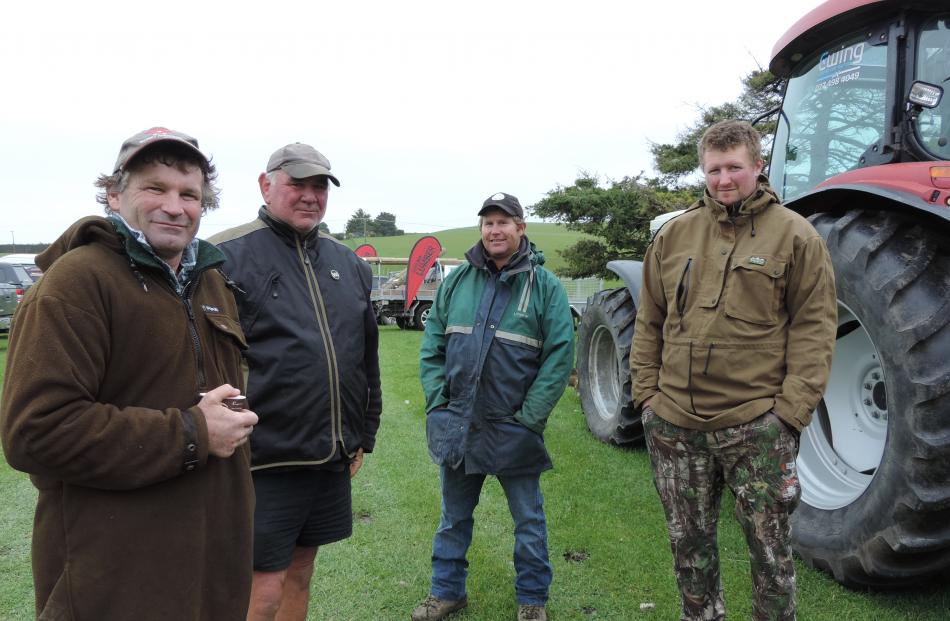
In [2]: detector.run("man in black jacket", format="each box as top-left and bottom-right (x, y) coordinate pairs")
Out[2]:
(210, 143), (382, 621)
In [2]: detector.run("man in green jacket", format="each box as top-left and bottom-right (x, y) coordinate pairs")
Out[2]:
(631, 120), (837, 621)
(0, 128), (258, 620)
(413, 193), (575, 621)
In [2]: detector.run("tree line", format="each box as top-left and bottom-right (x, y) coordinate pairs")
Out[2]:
(0, 244), (49, 255)
(531, 69), (781, 278)
(343, 210), (404, 239)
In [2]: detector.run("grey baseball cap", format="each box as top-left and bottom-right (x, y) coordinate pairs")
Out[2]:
(478, 192), (524, 218)
(266, 143), (341, 187)
(113, 127), (208, 173)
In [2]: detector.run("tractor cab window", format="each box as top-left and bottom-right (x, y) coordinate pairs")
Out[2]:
(915, 15), (950, 160)
(769, 30), (888, 200)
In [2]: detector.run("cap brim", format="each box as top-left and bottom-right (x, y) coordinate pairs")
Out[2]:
(281, 163), (341, 187)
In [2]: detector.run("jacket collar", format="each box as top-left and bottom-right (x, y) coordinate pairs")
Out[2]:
(699, 174), (780, 224)
(36, 215), (224, 295)
(465, 236), (538, 278)
(258, 206), (321, 249)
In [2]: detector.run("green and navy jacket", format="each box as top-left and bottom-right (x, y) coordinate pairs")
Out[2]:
(419, 236), (574, 475)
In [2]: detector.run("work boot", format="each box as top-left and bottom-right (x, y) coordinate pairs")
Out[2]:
(517, 604), (547, 621)
(411, 594), (468, 620)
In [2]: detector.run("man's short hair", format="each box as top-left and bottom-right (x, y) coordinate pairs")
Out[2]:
(698, 120), (762, 168)
(94, 141), (221, 213)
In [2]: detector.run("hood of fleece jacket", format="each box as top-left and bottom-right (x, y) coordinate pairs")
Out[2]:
(36, 216), (123, 272)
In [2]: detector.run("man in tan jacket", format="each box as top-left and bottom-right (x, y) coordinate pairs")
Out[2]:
(632, 120), (836, 621)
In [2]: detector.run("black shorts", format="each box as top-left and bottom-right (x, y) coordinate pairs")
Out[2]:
(252, 468), (353, 572)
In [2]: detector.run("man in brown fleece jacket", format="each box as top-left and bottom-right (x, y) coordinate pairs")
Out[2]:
(1, 127), (258, 620)
(632, 120), (837, 621)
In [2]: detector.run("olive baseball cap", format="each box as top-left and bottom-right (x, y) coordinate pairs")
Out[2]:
(266, 143), (340, 187)
(113, 127), (208, 173)
(478, 192), (523, 218)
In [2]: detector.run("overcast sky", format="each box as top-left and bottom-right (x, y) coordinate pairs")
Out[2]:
(1, 0), (824, 244)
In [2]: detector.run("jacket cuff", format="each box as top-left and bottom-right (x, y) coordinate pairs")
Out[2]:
(181, 407), (210, 472)
(514, 410), (545, 435)
(772, 399), (811, 432)
(633, 389), (659, 412)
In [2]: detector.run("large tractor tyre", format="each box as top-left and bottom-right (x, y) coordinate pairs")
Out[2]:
(792, 209), (950, 588)
(576, 287), (643, 446)
(413, 302), (432, 331)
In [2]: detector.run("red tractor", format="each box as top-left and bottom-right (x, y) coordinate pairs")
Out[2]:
(576, 0), (950, 588)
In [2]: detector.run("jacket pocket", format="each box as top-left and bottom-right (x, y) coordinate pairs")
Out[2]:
(675, 257), (693, 318)
(236, 272), (280, 336)
(205, 313), (248, 349)
(205, 313), (249, 389)
(481, 413), (552, 474)
(724, 256), (786, 325)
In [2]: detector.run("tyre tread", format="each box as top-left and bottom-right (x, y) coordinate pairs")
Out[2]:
(798, 210), (950, 588)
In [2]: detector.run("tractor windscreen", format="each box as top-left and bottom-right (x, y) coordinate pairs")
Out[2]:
(769, 29), (888, 200)
(915, 15), (950, 160)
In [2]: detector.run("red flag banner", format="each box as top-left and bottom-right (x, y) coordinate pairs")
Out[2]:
(354, 244), (377, 258)
(405, 236), (442, 311)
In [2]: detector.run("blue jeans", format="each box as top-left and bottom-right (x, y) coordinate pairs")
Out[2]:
(430, 465), (551, 605)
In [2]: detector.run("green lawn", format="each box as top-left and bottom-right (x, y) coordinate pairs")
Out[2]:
(1, 330), (949, 620)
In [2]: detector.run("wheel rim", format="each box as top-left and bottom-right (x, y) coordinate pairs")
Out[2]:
(420, 307), (429, 327)
(587, 325), (620, 420)
(799, 302), (887, 510)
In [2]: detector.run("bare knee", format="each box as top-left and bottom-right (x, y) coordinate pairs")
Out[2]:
(285, 546), (319, 589)
(248, 570), (287, 621)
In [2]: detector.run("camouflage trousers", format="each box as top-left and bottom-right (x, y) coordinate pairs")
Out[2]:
(642, 408), (801, 621)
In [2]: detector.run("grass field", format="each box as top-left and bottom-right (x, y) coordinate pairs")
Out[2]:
(1, 330), (949, 620)
(339, 223), (590, 275)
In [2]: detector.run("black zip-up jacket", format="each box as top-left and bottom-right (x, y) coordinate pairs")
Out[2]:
(210, 208), (382, 469)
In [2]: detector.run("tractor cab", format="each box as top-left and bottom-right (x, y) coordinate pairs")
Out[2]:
(768, 2), (949, 201)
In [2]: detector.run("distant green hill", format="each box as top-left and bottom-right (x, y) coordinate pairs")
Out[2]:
(340, 222), (588, 273)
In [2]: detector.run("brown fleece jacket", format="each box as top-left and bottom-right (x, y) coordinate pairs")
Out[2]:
(1, 216), (253, 620)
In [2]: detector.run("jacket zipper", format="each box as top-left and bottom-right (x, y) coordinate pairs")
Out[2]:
(295, 238), (345, 457)
(182, 281), (207, 390)
(676, 257), (692, 318)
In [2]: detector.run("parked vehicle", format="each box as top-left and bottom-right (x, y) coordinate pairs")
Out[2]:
(0, 253), (42, 283)
(0, 281), (18, 333)
(0, 263), (33, 303)
(368, 258), (462, 330)
(576, 0), (950, 589)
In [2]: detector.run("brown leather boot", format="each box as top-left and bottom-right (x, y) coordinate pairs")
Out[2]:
(411, 594), (469, 621)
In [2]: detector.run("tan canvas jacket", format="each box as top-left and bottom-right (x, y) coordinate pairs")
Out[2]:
(631, 177), (837, 432)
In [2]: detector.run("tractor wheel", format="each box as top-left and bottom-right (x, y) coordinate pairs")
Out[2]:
(576, 287), (643, 446)
(413, 302), (432, 331)
(793, 210), (950, 587)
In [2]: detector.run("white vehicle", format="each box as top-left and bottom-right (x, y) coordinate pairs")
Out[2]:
(0, 253), (42, 282)
(0, 253), (38, 264)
